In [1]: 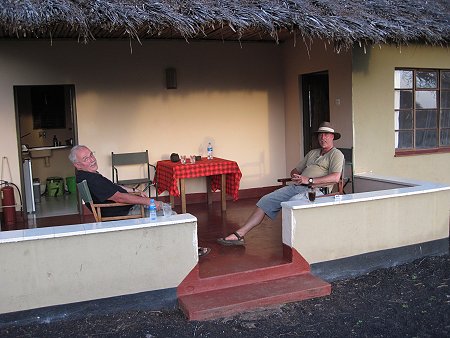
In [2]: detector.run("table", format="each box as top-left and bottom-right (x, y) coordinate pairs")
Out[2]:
(155, 157), (242, 213)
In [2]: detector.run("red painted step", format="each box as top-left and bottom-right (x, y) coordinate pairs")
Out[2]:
(179, 272), (330, 321)
(178, 247), (331, 321)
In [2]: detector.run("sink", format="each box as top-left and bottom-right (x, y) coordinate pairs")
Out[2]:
(24, 145), (70, 158)
(28, 148), (52, 158)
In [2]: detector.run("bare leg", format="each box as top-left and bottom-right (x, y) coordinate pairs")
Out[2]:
(224, 207), (266, 240)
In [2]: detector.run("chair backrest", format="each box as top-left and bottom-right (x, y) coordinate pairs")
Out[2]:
(112, 151), (149, 166)
(77, 180), (93, 204)
(77, 179), (101, 221)
(111, 150), (151, 184)
(337, 148), (352, 164)
(337, 147), (354, 193)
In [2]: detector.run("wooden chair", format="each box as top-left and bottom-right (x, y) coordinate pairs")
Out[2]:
(77, 180), (144, 222)
(111, 150), (157, 198)
(277, 176), (344, 196)
(277, 159), (345, 196)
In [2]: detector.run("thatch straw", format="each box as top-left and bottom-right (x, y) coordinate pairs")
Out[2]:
(0, 1), (448, 48)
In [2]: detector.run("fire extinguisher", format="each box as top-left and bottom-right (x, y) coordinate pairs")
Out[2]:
(1, 185), (16, 227)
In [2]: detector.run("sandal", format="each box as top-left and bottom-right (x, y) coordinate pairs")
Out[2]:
(198, 247), (211, 257)
(217, 231), (245, 246)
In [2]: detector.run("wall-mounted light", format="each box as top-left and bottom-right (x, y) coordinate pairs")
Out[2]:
(165, 68), (177, 89)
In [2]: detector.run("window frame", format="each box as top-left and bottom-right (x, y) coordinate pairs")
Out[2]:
(394, 68), (450, 157)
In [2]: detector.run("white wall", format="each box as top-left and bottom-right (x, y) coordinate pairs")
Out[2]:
(0, 40), (286, 203)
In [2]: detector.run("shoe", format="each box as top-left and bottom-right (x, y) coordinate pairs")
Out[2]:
(198, 247), (211, 257)
(217, 231), (245, 246)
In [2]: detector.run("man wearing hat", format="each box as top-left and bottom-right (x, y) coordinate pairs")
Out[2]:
(218, 121), (344, 246)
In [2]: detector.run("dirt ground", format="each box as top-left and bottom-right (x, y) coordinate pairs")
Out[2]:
(1, 249), (449, 337)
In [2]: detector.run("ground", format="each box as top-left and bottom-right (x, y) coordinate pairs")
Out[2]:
(1, 250), (449, 337)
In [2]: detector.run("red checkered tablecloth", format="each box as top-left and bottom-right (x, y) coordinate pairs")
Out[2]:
(155, 157), (242, 200)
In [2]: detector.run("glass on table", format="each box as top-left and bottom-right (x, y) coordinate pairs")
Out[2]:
(190, 155), (196, 164)
(180, 155), (186, 164)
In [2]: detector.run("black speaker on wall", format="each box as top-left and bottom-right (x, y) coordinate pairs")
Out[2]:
(165, 68), (177, 89)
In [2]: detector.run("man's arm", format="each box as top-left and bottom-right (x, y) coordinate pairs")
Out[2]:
(309, 172), (341, 185)
(120, 185), (147, 197)
(291, 171), (341, 185)
(109, 191), (161, 209)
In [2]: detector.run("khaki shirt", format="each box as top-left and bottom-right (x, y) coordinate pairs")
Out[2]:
(295, 148), (344, 189)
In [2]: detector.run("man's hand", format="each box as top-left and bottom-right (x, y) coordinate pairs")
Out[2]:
(135, 190), (147, 197)
(291, 173), (305, 185)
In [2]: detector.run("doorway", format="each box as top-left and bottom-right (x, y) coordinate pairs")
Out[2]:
(301, 71), (330, 154)
(14, 84), (79, 219)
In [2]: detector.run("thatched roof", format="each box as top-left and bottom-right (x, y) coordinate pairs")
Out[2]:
(0, 0), (449, 49)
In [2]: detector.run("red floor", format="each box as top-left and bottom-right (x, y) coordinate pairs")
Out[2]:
(6, 197), (287, 278)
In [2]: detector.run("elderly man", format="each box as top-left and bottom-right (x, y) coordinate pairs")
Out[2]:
(218, 122), (344, 246)
(69, 145), (211, 257)
(69, 145), (158, 217)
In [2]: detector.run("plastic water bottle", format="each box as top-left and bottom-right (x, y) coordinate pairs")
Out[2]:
(149, 199), (157, 221)
(207, 142), (213, 160)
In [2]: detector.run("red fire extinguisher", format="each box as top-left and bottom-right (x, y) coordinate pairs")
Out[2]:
(1, 185), (16, 228)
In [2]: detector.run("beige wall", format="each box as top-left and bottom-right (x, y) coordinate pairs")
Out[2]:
(0, 219), (197, 313)
(0, 40), (286, 202)
(285, 188), (450, 264)
(352, 44), (450, 184)
(281, 39), (353, 174)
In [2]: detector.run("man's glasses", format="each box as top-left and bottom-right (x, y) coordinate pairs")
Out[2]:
(80, 152), (95, 163)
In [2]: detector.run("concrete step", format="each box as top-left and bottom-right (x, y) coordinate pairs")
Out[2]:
(178, 247), (331, 321)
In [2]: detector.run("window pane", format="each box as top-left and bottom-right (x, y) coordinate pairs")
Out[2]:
(415, 90), (436, 109)
(395, 131), (413, 149)
(440, 129), (450, 146)
(416, 71), (437, 89)
(394, 110), (413, 129)
(394, 70), (413, 89)
(440, 110), (450, 128)
(416, 109), (437, 128)
(441, 91), (450, 109)
(415, 129), (437, 148)
(395, 90), (413, 109)
(441, 71), (450, 89)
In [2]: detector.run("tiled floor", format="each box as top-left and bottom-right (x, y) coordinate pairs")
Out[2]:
(7, 197), (286, 277)
(33, 193), (79, 218)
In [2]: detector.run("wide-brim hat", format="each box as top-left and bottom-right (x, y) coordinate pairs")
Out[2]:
(313, 121), (341, 140)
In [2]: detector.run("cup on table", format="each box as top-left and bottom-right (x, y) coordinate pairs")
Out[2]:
(162, 203), (172, 217)
(307, 186), (316, 202)
(190, 155), (196, 164)
(180, 155), (186, 164)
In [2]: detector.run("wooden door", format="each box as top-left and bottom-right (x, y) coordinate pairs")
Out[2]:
(301, 72), (330, 154)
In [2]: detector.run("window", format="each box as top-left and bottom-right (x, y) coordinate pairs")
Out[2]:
(31, 85), (66, 129)
(394, 69), (450, 155)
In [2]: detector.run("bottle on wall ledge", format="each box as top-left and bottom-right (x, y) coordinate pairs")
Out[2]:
(149, 199), (157, 221)
(207, 142), (213, 160)
(53, 135), (58, 147)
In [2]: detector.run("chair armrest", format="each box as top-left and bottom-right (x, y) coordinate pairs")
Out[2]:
(277, 177), (292, 186)
(92, 202), (135, 208)
(147, 163), (157, 182)
(148, 163), (157, 171)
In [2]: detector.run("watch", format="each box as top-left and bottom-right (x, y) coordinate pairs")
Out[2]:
(308, 178), (314, 184)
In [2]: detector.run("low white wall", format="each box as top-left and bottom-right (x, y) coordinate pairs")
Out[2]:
(0, 214), (198, 314)
(282, 175), (450, 264)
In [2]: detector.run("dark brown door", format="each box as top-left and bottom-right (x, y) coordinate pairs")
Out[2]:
(301, 71), (330, 154)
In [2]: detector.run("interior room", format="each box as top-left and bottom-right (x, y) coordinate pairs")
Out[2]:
(15, 84), (78, 219)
